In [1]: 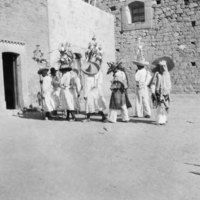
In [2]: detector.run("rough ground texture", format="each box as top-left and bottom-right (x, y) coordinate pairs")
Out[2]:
(0, 95), (200, 200)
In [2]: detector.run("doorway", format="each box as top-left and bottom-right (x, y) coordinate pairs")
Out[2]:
(2, 52), (20, 109)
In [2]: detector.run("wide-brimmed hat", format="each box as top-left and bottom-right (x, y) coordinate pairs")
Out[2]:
(37, 68), (49, 75)
(74, 53), (82, 59)
(151, 56), (175, 73)
(82, 61), (99, 76)
(107, 61), (122, 74)
(132, 60), (149, 67)
(50, 67), (58, 75)
(59, 64), (72, 72)
(132, 54), (150, 67)
(132, 47), (149, 67)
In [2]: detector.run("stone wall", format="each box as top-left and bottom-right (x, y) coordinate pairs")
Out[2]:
(0, 0), (50, 107)
(96, 0), (200, 94)
(47, 0), (115, 97)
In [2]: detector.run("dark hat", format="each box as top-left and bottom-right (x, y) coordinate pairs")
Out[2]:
(59, 64), (72, 72)
(37, 68), (49, 75)
(107, 61), (122, 74)
(50, 67), (58, 75)
(74, 53), (82, 59)
(151, 56), (175, 73)
(82, 61), (99, 76)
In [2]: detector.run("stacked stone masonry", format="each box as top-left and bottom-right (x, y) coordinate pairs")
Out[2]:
(96, 0), (200, 94)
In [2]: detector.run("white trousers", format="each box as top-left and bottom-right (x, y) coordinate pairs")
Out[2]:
(156, 105), (168, 124)
(60, 88), (75, 111)
(135, 88), (151, 117)
(108, 104), (129, 123)
(43, 92), (55, 112)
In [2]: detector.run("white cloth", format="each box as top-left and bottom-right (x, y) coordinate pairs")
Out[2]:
(108, 104), (129, 123)
(70, 77), (81, 111)
(42, 76), (55, 112)
(60, 72), (75, 110)
(51, 76), (61, 110)
(156, 105), (167, 124)
(84, 70), (106, 113)
(135, 68), (151, 117)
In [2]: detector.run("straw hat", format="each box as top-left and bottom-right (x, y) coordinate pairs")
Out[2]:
(37, 68), (49, 75)
(151, 56), (175, 73)
(107, 61), (122, 74)
(132, 54), (149, 67)
(74, 53), (82, 59)
(132, 46), (149, 67)
(59, 64), (72, 72)
(81, 61), (100, 76)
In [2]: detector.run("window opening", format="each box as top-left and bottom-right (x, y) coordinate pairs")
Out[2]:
(192, 21), (196, 27)
(128, 1), (145, 23)
(191, 62), (196, 66)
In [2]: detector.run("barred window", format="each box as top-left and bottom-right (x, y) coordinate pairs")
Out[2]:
(129, 1), (145, 23)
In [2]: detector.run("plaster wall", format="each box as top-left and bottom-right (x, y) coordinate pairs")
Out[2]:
(0, 0), (50, 109)
(47, 0), (116, 97)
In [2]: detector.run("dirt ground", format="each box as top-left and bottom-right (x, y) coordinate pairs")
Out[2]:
(0, 94), (200, 200)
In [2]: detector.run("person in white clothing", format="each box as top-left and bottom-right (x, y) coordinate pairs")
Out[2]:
(59, 65), (76, 121)
(50, 67), (61, 115)
(82, 61), (107, 122)
(38, 68), (56, 120)
(149, 57), (174, 125)
(132, 53), (152, 118)
(70, 68), (82, 113)
(107, 61), (131, 123)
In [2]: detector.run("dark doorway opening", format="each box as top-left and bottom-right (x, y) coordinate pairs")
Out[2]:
(2, 52), (20, 109)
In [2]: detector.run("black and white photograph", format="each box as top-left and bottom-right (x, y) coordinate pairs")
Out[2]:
(0, 0), (200, 199)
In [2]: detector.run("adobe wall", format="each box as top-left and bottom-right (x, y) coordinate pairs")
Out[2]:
(47, 0), (116, 97)
(0, 0), (50, 108)
(96, 0), (200, 94)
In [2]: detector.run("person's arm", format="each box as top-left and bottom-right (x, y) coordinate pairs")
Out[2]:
(76, 78), (81, 97)
(156, 73), (161, 93)
(84, 76), (89, 99)
(97, 71), (103, 96)
(135, 70), (141, 83)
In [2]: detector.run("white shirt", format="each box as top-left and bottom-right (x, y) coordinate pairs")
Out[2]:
(84, 70), (103, 98)
(135, 68), (147, 84)
(60, 72), (71, 89)
(42, 76), (53, 93)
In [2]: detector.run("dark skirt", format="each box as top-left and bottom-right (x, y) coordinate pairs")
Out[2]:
(109, 89), (132, 109)
(125, 91), (132, 109)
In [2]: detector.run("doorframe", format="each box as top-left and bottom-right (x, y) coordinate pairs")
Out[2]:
(0, 40), (29, 111)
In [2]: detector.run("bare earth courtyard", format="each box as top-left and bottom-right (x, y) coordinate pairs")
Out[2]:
(0, 95), (200, 200)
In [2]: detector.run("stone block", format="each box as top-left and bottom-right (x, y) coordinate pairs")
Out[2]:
(176, 9), (183, 14)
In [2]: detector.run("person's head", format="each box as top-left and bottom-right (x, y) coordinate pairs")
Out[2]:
(60, 68), (71, 75)
(137, 65), (144, 70)
(117, 61), (126, 72)
(42, 70), (48, 77)
(53, 70), (60, 78)
(158, 60), (168, 74)
(50, 67), (58, 77)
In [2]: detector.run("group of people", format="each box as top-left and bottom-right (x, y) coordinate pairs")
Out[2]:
(38, 60), (82, 121)
(38, 57), (173, 126)
(38, 36), (174, 125)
